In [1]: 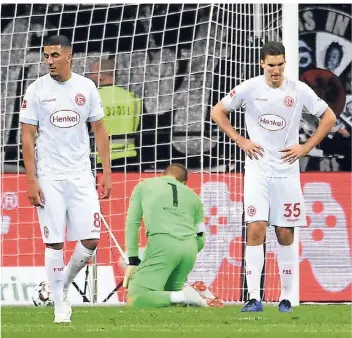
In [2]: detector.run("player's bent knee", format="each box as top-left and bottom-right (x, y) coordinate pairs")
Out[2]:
(247, 221), (266, 245)
(275, 227), (294, 246)
(126, 294), (145, 308)
(45, 243), (64, 250)
(81, 238), (99, 250)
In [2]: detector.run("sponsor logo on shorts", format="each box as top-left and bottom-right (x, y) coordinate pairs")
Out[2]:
(1, 192), (18, 210)
(50, 110), (80, 128)
(287, 218), (300, 223)
(43, 226), (49, 238)
(284, 96), (294, 107)
(21, 100), (27, 109)
(75, 93), (86, 106)
(258, 114), (286, 131)
(247, 206), (256, 217)
(53, 267), (64, 272)
(42, 98), (56, 103)
(255, 98), (267, 101)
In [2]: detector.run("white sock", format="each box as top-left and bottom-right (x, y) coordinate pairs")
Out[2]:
(277, 243), (294, 302)
(170, 291), (186, 303)
(245, 244), (264, 302)
(63, 241), (96, 293)
(45, 247), (64, 312)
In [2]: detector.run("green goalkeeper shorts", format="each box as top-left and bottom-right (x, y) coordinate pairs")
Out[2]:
(128, 234), (198, 295)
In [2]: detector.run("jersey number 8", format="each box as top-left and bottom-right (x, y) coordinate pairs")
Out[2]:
(168, 183), (179, 207)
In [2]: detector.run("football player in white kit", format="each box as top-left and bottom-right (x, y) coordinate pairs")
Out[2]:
(20, 35), (112, 323)
(211, 41), (336, 312)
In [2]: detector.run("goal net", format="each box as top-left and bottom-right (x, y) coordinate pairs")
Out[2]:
(1, 3), (291, 305)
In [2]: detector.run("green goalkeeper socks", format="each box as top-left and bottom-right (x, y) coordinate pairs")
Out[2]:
(128, 291), (172, 308)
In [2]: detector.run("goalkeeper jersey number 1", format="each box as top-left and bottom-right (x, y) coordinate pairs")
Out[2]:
(125, 176), (205, 257)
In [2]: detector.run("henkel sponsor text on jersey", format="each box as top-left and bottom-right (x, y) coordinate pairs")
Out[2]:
(222, 76), (328, 176)
(19, 73), (104, 178)
(50, 110), (80, 128)
(258, 114), (286, 131)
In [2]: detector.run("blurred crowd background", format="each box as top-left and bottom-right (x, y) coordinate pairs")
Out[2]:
(1, 3), (351, 173)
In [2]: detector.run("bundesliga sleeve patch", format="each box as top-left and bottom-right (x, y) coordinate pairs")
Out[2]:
(22, 100), (27, 109)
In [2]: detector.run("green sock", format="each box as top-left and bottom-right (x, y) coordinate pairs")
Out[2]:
(128, 291), (172, 308)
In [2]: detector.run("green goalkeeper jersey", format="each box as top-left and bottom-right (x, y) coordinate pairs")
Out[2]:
(125, 176), (205, 257)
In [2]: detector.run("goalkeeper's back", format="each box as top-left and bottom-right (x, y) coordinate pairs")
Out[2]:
(126, 174), (204, 241)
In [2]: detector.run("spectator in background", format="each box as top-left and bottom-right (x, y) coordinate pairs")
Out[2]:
(343, 68), (351, 95)
(88, 59), (142, 171)
(324, 42), (343, 72)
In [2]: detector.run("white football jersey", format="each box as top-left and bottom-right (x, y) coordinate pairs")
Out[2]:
(222, 76), (328, 177)
(20, 73), (104, 178)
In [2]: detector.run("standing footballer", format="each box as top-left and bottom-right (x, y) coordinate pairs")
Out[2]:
(20, 35), (112, 323)
(211, 41), (336, 312)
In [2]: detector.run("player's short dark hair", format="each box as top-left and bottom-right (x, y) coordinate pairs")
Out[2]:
(164, 163), (188, 183)
(260, 41), (285, 61)
(44, 35), (71, 48)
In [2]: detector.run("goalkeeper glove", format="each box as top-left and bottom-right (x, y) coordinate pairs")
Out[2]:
(123, 256), (141, 289)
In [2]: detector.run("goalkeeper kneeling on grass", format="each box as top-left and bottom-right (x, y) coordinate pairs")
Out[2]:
(123, 163), (209, 308)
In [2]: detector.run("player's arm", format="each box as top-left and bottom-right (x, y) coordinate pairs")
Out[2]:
(22, 124), (37, 183)
(89, 84), (112, 198)
(22, 124), (44, 207)
(211, 85), (264, 159)
(91, 119), (112, 198)
(20, 88), (45, 207)
(123, 182), (143, 288)
(125, 182), (143, 258)
(90, 119), (110, 173)
(302, 107), (336, 152)
(281, 83), (336, 164)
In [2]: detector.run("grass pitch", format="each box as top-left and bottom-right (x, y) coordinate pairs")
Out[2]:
(2, 305), (351, 338)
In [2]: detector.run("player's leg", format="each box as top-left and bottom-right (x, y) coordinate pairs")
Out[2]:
(164, 237), (198, 290)
(275, 226), (294, 312)
(128, 235), (206, 308)
(163, 239), (210, 306)
(242, 172), (269, 312)
(270, 175), (306, 312)
(64, 175), (100, 298)
(37, 179), (68, 323)
(127, 235), (180, 308)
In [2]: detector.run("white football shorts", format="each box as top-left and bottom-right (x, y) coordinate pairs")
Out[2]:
(37, 174), (101, 243)
(244, 172), (306, 227)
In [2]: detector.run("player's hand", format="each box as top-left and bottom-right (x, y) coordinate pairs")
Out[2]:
(27, 179), (45, 207)
(123, 257), (141, 289)
(280, 144), (310, 164)
(99, 172), (112, 199)
(236, 137), (264, 160)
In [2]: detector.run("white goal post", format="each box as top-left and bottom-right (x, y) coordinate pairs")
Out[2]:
(1, 3), (300, 306)
(281, 3), (300, 307)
